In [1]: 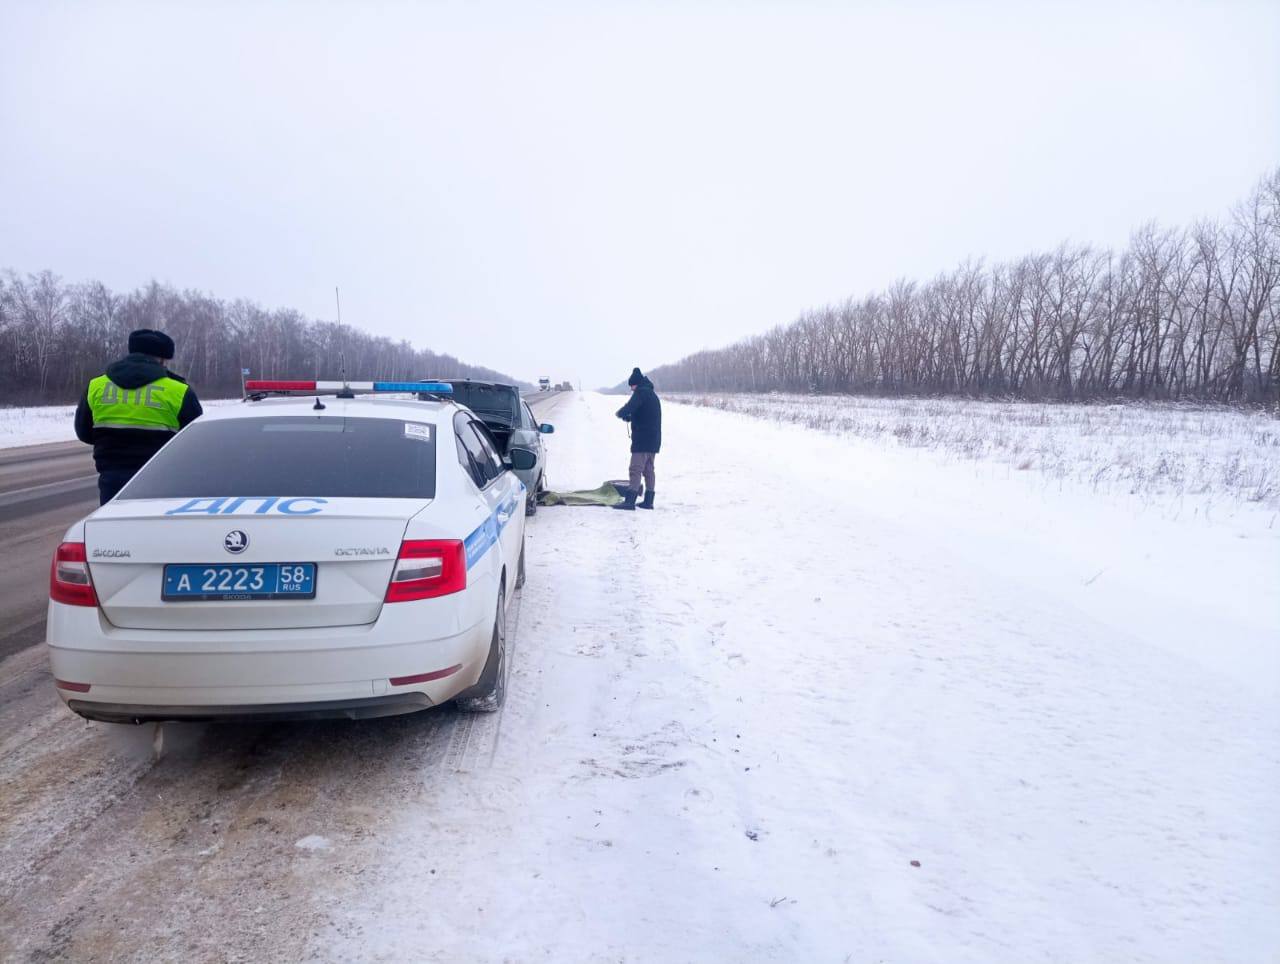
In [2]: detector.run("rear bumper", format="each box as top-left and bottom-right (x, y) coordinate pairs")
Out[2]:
(67, 692), (433, 724)
(46, 595), (492, 722)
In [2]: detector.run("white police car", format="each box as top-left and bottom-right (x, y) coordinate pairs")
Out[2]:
(46, 380), (531, 723)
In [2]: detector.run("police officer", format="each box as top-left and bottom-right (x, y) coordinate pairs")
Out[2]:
(74, 329), (203, 504)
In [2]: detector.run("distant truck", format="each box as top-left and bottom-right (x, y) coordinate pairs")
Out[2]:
(538, 377), (551, 391)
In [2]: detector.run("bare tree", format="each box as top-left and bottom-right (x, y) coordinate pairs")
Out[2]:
(0, 273), (528, 404)
(643, 168), (1280, 404)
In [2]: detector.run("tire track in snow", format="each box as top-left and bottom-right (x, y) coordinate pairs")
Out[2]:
(442, 589), (523, 772)
(0, 586), (530, 960)
(0, 646), (161, 912)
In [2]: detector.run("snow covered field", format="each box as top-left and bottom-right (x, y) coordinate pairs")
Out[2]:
(0, 399), (240, 449)
(676, 393), (1279, 512)
(0, 403), (84, 448)
(331, 393), (1278, 960)
(2, 391), (1276, 962)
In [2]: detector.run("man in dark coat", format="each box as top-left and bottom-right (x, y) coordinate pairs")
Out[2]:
(74, 329), (204, 504)
(613, 367), (662, 511)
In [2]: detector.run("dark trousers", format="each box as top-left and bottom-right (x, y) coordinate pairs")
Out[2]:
(98, 469), (134, 505)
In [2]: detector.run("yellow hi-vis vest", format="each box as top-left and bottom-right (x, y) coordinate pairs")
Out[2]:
(86, 374), (189, 432)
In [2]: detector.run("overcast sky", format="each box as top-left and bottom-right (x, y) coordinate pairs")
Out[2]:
(2, 1), (1277, 387)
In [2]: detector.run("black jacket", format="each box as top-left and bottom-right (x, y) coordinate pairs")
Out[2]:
(616, 377), (662, 453)
(74, 354), (204, 473)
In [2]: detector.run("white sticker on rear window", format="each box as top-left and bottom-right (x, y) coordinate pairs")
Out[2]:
(404, 422), (432, 441)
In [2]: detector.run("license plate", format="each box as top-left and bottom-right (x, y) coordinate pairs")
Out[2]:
(162, 563), (317, 601)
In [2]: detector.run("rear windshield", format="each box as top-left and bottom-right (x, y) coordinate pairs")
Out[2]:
(448, 383), (518, 425)
(119, 416), (437, 500)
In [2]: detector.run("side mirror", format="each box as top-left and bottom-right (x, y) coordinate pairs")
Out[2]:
(508, 447), (537, 471)
(538, 423), (555, 434)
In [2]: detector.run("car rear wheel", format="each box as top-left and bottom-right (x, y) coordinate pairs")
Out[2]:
(525, 473), (541, 516)
(457, 583), (506, 713)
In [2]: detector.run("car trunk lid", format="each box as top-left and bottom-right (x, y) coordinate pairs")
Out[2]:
(84, 497), (426, 630)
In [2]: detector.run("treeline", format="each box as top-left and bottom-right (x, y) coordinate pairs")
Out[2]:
(647, 169), (1280, 403)
(0, 275), (524, 404)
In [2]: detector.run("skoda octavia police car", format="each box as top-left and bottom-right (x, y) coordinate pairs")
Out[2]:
(46, 380), (531, 723)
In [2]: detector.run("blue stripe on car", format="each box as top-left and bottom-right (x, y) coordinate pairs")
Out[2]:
(462, 489), (523, 570)
(464, 516), (498, 569)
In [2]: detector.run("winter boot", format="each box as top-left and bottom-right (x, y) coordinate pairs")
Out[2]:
(638, 490), (655, 510)
(612, 487), (638, 511)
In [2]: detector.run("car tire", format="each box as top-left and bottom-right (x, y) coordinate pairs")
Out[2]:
(515, 539), (526, 589)
(457, 582), (506, 713)
(525, 473), (540, 517)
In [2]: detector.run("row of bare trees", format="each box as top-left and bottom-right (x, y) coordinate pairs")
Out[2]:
(0, 277), (523, 404)
(647, 169), (1280, 402)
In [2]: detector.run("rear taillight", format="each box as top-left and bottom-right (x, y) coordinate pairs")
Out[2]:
(385, 540), (466, 602)
(50, 542), (98, 607)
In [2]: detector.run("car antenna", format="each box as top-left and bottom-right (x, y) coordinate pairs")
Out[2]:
(335, 286), (354, 399)
(313, 296), (327, 408)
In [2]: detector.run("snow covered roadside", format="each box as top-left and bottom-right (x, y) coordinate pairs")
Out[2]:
(317, 392), (1279, 962)
(0, 400), (241, 449)
(676, 392), (1280, 513)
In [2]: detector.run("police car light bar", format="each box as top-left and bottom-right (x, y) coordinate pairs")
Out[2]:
(244, 380), (455, 396)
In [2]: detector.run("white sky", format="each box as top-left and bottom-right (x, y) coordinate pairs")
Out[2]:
(2, 0), (1277, 387)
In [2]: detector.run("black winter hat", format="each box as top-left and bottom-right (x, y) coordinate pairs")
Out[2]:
(628, 367), (644, 387)
(128, 328), (175, 360)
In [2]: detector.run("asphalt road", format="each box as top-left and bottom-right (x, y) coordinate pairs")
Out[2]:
(0, 442), (97, 662)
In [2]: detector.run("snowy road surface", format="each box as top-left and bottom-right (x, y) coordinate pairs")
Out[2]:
(1, 391), (1276, 962)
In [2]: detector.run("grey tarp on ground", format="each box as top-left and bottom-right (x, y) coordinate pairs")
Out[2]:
(538, 480), (627, 507)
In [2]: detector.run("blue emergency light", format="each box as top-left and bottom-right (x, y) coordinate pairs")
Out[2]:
(377, 381), (454, 394)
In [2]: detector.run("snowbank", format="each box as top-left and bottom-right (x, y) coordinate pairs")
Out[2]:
(0, 399), (242, 449)
(318, 392), (1278, 962)
(675, 393), (1280, 512)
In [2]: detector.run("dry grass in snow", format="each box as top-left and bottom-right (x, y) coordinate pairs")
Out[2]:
(673, 393), (1279, 511)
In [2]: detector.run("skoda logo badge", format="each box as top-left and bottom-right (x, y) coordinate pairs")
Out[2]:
(224, 530), (249, 554)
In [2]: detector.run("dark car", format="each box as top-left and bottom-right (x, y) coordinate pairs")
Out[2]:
(434, 380), (554, 514)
